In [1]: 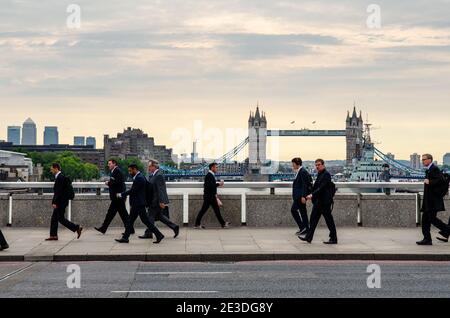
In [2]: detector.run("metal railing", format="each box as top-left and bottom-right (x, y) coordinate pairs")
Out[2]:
(0, 181), (443, 227)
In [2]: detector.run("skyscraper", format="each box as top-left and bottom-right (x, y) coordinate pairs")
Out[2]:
(44, 127), (59, 145)
(7, 126), (21, 145)
(410, 153), (421, 170)
(86, 136), (96, 148)
(21, 118), (37, 145)
(74, 136), (85, 146)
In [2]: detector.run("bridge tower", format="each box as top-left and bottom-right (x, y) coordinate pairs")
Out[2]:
(246, 105), (268, 180)
(346, 106), (364, 166)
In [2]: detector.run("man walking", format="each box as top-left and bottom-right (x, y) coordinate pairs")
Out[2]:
(416, 154), (450, 245)
(95, 159), (133, 235)
(139, 160), (179, 239)
(46, 163), (83, 241)
(291, 158), (312, 236)
(0, 228), (8, 251)
(299, 159), (337, 244)
(115, 164), (164, 244)
(194, 163), (230, 229)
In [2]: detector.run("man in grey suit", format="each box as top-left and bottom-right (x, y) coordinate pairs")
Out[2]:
(140, 160), (180, 239)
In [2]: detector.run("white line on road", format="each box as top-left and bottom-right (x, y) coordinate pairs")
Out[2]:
(111, 291), (218, 294)
(136, 272), (233, 275)
(0, 263), (35, 283)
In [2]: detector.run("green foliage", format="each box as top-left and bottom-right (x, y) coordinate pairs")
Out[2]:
(26, 151), (99, 181)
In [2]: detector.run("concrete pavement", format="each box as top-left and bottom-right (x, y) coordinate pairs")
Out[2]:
(0, 227), (450, 262)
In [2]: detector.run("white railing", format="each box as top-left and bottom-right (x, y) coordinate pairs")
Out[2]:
(0, 181), (439, 227)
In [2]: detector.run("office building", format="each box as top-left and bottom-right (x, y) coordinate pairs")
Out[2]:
(7, 126), (21, 145)
(22, 118), (37, 145)
(74, 136), (85, 146)
(104, 127), (173, 164)
(86, 136), (96, 148)
(43, 126), (59, 145)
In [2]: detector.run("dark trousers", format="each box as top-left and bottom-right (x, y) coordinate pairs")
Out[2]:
(421, 210), (450, 241)
(50, 205), (79, 237)
(123, 205), (163, 239)
(100, 198), (130, 231)
(0, 229), (7, 247)
(291, 200), (309, 231)
(305, 203), (337, 242)
(145, 206), (177, 235)
(195, 198), (225, 227)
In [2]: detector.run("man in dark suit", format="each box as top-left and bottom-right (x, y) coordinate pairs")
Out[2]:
(46, 163), (83, 241)
(140, 160), (179, 239)
(299, 159), (337, 244)
(417, 154), (450, 245)
(115, 164), (164, 244)
(291, 157), (312, 236)
(0, 229), (8, 251)
(95, 159), (133, 234)
(194, 163), (230, 229)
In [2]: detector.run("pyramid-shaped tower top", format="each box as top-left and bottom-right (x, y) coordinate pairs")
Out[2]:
(255, 106), (261, 120)
(24, 118), (35, 125)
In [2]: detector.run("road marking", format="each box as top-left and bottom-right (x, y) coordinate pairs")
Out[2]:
(111, 291), (218, 294)
(0, 263), (35, 283)
(136, 271), (233, 275)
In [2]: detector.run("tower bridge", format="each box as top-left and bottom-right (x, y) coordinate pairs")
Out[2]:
(162, 105), (423, 179)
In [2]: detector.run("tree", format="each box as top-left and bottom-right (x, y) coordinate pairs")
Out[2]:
(26, 151), (99, 181)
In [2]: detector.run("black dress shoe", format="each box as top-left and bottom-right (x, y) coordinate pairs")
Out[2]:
(436, 236), (449, 243)
(153, 234), (165, 244)
(76, 227), (83, 239)
(174, 226), (180, 238)
(139, 234), (153, 239)
(95, 227), (106, 235)
(115, 238), (129, 243)
(1, 244), (9, 250)
(298, 236), (311, 243)
(323, 239), (338, 245)
(416, 239), (432, 245)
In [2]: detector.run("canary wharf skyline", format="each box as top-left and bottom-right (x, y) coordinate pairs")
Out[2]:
(1, 0), (449, 161)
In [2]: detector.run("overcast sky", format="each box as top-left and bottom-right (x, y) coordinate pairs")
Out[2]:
(1, 0), (449, 162)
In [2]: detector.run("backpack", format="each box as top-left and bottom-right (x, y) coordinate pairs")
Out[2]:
(66, 177), (75, 200)
(329, 181), (337, 200)
(437, 172), (450, 197)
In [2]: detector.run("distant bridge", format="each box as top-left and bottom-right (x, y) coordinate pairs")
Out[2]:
(267, 130), (346, 137)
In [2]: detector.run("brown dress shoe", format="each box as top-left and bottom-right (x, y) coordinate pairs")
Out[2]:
(45, 236), (58, 241)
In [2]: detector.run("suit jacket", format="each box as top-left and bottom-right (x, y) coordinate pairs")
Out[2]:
(311, 169), (333, 207)
(52, 173), (70, 208)
(148, 170), (170, 208)
(121, 172), (147, 207)
(292, 167), (312, 201)
(421, 164), (446, 213)
(108, 167), (126, 200)
(203, 172), (219, 201)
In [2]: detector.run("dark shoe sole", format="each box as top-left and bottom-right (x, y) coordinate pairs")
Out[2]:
(77, 227), (83, 239)
(154, 236), (165, 244)
(174, 227), (180, 238)
(436, 237), (449, 243)
(115, 239), (129, 243)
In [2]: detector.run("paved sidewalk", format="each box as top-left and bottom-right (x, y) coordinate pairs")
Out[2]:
(0, 227), (449, 262)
